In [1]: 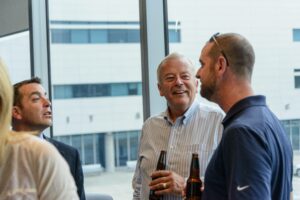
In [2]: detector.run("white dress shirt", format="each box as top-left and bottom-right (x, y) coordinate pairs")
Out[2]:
(132, 99), (224, 200)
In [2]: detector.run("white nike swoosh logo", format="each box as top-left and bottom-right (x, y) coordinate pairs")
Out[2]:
(237, 185), (250, 191)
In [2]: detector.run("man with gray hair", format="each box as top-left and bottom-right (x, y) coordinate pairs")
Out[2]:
(132, 52), (224, 199)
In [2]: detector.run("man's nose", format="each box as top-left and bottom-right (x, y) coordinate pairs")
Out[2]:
(196, 68), (201, 79)
(43, 98), (52, 107)
(175, 77), (183, 85)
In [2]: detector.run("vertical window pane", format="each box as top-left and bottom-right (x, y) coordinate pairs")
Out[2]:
(48, 1), (142, 198)
(0, 32), (31, 82)
(115, 132), (128, 166)
(292, 127), (300, 150)
(84, 134), (94, 164)
(293, 29), (300, 42)
(72, 135), (82, 159)
(129, 131), (139, 160)
(295, 76), (300, 88)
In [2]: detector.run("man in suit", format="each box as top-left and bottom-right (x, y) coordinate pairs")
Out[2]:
(11, 77), (86, 200)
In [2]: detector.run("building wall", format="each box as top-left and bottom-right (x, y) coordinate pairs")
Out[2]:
(1, 0), (300, 168)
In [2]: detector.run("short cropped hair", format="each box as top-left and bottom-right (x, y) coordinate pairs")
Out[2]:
(208, 33), (255, 81)
(13, 77), (41, 107)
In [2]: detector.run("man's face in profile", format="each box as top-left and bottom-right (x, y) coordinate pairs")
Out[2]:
(14, 83), (52, 131)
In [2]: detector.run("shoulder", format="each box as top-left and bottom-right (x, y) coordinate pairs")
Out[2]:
(46, 137), (78, 154)
(198, 102), (224, 115)
(11, 134), (66, 163)
(143, 112), (166, 127)
(193, 101), (225, 122)
(13, 134), (56, 153)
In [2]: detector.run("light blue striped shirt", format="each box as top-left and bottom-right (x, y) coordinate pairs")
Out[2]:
(132, 99), (224, 200)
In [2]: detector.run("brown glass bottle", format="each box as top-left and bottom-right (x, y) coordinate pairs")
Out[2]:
(186, 153), (202, 200)
(149, 150), (167, 200)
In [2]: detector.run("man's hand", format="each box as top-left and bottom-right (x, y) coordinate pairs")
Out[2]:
(149, 170), (185, 196)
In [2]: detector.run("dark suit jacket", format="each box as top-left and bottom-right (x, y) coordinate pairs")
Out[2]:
(44, 136), (86, 200)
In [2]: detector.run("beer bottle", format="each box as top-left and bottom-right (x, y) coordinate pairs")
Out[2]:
(149, 150), (167, 200)
(186, 153), (202, 200)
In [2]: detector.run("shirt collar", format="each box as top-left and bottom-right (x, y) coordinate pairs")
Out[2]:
(39, 133), (45, 139)
(222, 95), (266, 126)
(163, 99), (199, 125)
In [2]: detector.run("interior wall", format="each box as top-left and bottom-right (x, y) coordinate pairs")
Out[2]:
(0, 0), (28, 37)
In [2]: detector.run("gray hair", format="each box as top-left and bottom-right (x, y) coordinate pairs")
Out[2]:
(157, 52), (195, 83)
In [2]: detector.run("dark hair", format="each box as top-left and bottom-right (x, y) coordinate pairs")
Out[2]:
(208, 33), (255, 81)
(13, 77), (41, 106)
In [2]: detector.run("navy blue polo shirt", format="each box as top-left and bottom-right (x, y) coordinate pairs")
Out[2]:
(203, 95), (293, 200)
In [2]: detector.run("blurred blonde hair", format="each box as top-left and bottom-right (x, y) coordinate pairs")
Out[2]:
(0, 58), (13, 163)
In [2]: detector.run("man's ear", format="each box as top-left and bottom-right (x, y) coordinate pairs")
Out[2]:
(157, 83), (164, 97)
(216, 56), (228, 75)
(12, 106), (22, 120)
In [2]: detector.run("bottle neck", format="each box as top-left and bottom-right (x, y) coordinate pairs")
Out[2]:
(156, 151), (167, 170)
(189, 155), (200, 178)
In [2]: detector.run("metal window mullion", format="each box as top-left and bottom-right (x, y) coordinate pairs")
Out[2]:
(28, 0), (53, 137)
(139, 0), (169, 120)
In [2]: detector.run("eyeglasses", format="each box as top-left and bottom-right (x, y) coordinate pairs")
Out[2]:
(209, 32), (229, 66)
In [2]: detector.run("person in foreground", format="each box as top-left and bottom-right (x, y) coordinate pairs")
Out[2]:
(132, 52), (224, 199)
(196, 32), (293, 200)
(0, 59), (78, 199)
(11, 77), (85, 200)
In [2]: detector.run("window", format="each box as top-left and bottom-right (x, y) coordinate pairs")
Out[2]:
(0, 32), (31, 82)
(90, 30), (108, 43)
(293, 29), (300, 42)
(51, 29), (70, 43)
(53, 82), (142, 99)
(50, 21), (181, 44)
(168, 0), (300, 198)
(71, 29), (89, 43)
(295, 76), (300, 88)
(294, 69), (300, 88)
(282, 119), (300, 151)
(48, 1), (143, 198)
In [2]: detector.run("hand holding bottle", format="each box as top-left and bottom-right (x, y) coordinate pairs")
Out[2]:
(149, 170), (185, 196)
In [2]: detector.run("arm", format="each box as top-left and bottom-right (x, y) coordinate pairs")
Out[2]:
(132, 127), (146, 200)
(223, 127), (271, 200)
(132, 156), (142, 200)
